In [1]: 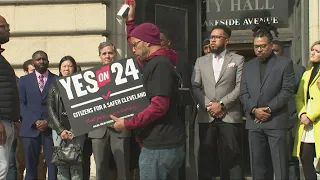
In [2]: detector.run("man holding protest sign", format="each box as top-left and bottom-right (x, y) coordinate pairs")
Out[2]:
(88, 41), (132, 180)
(111, 2), (186, 179)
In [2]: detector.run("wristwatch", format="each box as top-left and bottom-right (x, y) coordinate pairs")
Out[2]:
(266, 106), (272, 113)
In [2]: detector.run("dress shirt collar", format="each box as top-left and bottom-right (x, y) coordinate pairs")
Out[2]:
(35, 70), (49, 78)
(212, 49), (227, 59)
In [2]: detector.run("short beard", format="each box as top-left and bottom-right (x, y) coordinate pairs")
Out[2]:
(35, 66), (48, 74)
(210, 45), (225, 55)
(140, 48), (149, 61)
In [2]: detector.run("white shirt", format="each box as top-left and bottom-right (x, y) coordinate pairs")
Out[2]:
(212, 49), (226, 82)
(301, 100), (314, 143)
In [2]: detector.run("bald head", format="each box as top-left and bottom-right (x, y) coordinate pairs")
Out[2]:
(0, 15), (10, 44)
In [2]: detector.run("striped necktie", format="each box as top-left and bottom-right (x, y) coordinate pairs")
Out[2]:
(38, 75), (44, 92)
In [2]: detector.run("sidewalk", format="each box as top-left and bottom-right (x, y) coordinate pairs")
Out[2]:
(50, 156), (320, 180)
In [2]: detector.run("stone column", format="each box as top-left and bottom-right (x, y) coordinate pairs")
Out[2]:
(105, 0), (128, 59)
(309, 0), (320, 47)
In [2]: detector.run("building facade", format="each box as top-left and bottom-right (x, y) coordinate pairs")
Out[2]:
(0, 0), (110, 76)
(0, 0), (319, 179)
(1, 0), (317, 75)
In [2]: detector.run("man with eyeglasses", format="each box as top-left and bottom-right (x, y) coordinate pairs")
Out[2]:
(192, 24), (245, 180)
(240, 24), (295, 180)
(111, 1), (186, 179)
(0, 15), (21, 179)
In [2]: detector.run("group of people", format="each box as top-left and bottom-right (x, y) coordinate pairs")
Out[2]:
(0, 0), (320, 179)
(0, 0), (186, 179)
(198, 22), (320, 180)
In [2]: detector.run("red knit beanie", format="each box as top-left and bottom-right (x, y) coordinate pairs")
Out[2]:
(129, 23), (161, 45)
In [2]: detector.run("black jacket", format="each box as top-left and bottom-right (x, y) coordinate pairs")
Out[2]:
(240, 53), (295, 129)
(47, 81), (71, 134)
(288, 64), (305, 129)
(0, 53), (20, 122)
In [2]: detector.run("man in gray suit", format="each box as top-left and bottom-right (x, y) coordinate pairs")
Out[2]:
(192, 24), (244, 180)
(88, 41), (131, 180)
(272, 40), (305, 180)
(240, 25), (295, 180)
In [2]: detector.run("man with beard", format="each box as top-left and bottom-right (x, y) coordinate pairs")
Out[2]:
(17, 51), (57, 180)
(191, 24), (245, 180)
(111, 1), (185, 179)
(240, 23), (294, 180)
(0, 15), (20, 179)
(7, 59), (48, 180)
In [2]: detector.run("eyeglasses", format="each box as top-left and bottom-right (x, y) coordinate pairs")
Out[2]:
(254, 44), (269, 49)
(0, 24), (9, 30)
(132, 41), (141, 49)
(210, 35), (226, 40)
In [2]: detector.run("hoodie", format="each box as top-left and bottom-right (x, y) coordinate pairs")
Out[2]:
(146, 47), (178, 66)
(124, 20), (179, 138)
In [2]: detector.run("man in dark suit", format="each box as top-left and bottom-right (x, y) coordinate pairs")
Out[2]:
(240, 26), (295, 180)
(89, 41), (131, 180)
(272, 40), (305, 180)
(17, 51), (57, 180)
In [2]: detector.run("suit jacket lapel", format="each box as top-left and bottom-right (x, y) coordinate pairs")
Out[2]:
(216, 51), (232, 84)
(204, 54), (216, 86)
(310, 69), (320, 86)
(41, 72), (55, 100)
(31, 72), (41, 94)
(261, 55), (277, 88)
(252, 59), (262, 89)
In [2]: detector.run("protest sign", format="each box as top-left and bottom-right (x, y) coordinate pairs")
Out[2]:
(57, 57), (150, 136)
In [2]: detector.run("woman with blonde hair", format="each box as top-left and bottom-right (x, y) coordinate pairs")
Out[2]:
(293, 40), (320, 179)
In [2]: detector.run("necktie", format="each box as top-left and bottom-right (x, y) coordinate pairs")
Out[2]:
(39, 75), (44, 92)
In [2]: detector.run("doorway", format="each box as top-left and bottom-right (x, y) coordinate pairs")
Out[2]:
(139, 0), (198, 66)
(229, 43), (256, 62)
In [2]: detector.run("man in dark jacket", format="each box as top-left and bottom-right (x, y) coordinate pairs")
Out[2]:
(18, 50), (57, 180)
(272, 40), (305, 180)
(111, 1), (185, 179)
(240, 25), (295, 180)
(0, 15), (20, 179)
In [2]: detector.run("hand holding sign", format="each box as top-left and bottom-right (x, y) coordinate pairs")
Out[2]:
(60, 130), (74, 140)
(57, 57), (149, 136)
(110, 115), (126, 131)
